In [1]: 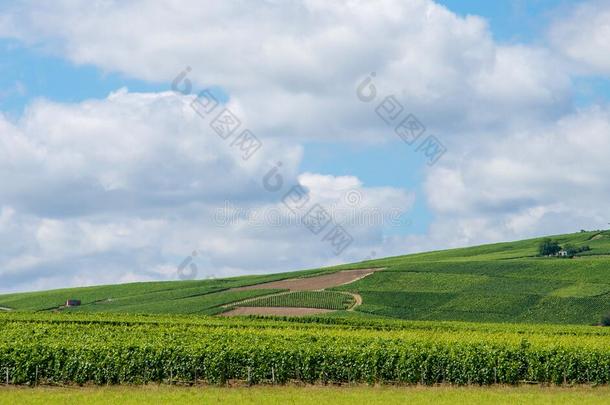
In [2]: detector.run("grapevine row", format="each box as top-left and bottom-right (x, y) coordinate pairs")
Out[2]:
(1, 314), (609, 386)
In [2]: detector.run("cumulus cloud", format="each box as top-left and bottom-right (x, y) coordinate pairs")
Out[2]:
(423, 106), (610, 247)
(549, 0), (610, 76)
(1, 0), (609, 292)
(0, 90), (413, 292)
(0, 0), (572, 140)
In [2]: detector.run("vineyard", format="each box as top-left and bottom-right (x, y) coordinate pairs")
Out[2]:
(1, 231), (610, 389)
(1, 313), (610, 386)
(238, 291), (355, 310)
(1, 230), (609, 323)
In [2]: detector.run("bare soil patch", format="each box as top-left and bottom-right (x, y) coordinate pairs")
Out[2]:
(233, 268), (381, 292)
(219, 306), (333, 317)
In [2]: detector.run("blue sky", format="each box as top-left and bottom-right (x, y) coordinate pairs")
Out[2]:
(1, 0), (610, 292)
(439, 0), (563, 42)
(0, 40), (156, 114)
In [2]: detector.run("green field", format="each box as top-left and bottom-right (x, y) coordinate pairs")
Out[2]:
(238, 291), (356, 310)
(1, 230), (610, 324)
(1, 231), (610, 391)
(2, 385), (610, 405)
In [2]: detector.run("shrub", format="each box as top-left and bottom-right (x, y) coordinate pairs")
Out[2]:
(563, 244), (591, 258)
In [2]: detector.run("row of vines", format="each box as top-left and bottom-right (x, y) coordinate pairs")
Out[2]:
(239, 291), (355, 310)
(1, 314), (610, 386)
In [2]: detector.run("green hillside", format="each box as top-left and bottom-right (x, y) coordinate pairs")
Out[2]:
(2, 230), (610, 325)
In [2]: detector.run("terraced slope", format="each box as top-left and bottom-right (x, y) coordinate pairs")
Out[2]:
(1, 230), (610, 324)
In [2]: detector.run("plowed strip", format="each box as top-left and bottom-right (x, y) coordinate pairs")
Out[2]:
(232, 268), (381, 292)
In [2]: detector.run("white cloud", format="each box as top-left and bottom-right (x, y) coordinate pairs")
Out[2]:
(0, 90), (413, 292)
(0, 0), (572, 141)
(1, 0), (609, 292)
(423, 106), (610, 247)
(549, 0), (610, 76)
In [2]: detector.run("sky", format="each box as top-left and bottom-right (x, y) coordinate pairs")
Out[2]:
(0, 0), (609, 293)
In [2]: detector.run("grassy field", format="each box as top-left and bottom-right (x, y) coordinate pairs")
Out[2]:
(238, 291), (355, 310)
(0, 230), (609, 324)
(1, 385), (610, 405)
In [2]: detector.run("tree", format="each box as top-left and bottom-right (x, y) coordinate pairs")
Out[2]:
(563, 244), (577, 258)
(601, 313), (610, 327)
(539, 238), (561, 256)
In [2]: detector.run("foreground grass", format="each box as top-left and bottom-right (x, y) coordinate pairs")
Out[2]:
(0, 385), (609, 405)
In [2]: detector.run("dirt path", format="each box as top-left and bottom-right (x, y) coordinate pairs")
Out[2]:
(348, 293), (362, 311)
(219, 307), (334, 317)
